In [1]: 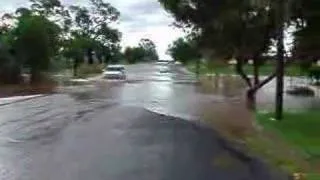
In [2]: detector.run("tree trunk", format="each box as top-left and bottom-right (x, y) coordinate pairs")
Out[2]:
(97, 54), (103, 64)
(237, 66), (276, 110)
(73, 58), (79, 77)
(246, 89), (256, 110)
(245, 74), (276, 111)
(253, 59), (260, 86)
(87, 48), (94, 64)
(236, 58), (252, 87)
(30, 68), (42, 85)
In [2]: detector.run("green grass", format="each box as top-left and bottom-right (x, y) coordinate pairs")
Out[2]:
(257, 111), (320, 159)
(257, 111), (320, 177)
(187, 62), (306, 77)
(75, 64), (104, 78)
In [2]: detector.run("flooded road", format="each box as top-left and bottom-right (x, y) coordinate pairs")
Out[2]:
(0, 63), (294, 180)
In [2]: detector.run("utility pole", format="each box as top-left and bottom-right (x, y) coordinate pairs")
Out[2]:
(275, 0), (285, 120)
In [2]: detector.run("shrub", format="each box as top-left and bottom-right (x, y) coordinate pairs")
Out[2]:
(77, 63), (105, 78)
(308, 66), (320, 83)
(49, 56), (72, 72)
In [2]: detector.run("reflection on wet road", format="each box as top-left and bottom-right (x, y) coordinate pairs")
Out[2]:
(0, 63), (307, 180)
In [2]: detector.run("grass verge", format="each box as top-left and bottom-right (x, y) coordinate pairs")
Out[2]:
(76, 64), (104, 79)
(253, 111), (320, 179)
(187, 62), (305, 76)
(0, 83), (57, 97)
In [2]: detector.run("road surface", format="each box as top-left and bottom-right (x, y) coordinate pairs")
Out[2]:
(0, 63), (289, 180)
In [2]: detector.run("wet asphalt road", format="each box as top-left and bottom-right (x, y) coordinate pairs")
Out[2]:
(0, 63), (289, 180)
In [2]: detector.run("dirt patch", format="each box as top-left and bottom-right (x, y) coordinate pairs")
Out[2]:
(0, 83), (57, 98)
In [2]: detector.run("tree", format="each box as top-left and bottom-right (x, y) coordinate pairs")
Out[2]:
(69, 0), (121, 64)
(139, 38), (159, 61)
(0, 38), (21, 84)
(63, 36), (91, 76)
(123, 39), (159, 64)
(30, 0), (63, 16)
(13, 14), (60, 83)
(168, 37), (201, 77)
(124, 46), (146, 64)
(29, 0), (72, 33)
(167, 37), (200, 64)
(291, 0), (320, 65)
(159, 0), (280, 110)
(0, 0), (71, 84)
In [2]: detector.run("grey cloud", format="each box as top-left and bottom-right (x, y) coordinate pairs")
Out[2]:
(127, 1), (162, 15)
(122, 15), (172, 33)
(118, 0), (172, 32)
(120, 1), (163, 23)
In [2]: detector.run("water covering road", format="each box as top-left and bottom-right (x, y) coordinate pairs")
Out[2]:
(0, 63), (291, 180)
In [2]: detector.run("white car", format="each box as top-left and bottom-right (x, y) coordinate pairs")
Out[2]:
(103, 65), (126, 80)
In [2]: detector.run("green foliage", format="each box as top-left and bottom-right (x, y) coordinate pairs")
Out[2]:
(291, 0), (320, 63)
(0, 42), (21, 84)
(63, 36), (91, 62)
(13, 15), (60, 75)
(77, 64), (104, 78)
(308, 66), (320, 83)
(30, 0), (63, 16)
(188, 62), (305, 77)
(159, 0), (277, 60)
(124, 46), (146, 64)
(68, 0), (121, 64)
(167, 37), (200, 64)
(49, 56), (72, 72)
(124, 39), (159, 63)
(0, 0), (123, 83)
(139, 38), (159, 61)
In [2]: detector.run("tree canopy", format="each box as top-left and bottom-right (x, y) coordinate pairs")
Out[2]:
(0, 0), (123, 83)
(13, 14), (61, 79)
(159, 0), (285, 110)
(124, 38), (159, 64)
(167, 37), (200, 64)
(291, 0), (320, 65)
(159, 0), (278, 60)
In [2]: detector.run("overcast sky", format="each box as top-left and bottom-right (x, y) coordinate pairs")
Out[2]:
(0, 0), (185, 59)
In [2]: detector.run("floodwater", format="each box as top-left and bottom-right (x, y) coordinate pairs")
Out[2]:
(0, 62), (313, 180)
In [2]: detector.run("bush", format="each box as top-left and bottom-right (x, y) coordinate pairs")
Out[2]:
(49, 56), (72, 72)
(77, 63), (105, 78)
(0, 52), (22, 84)
(308, 66), (320, 83)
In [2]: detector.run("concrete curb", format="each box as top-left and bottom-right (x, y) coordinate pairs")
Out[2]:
(0, 94), (49, 107)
